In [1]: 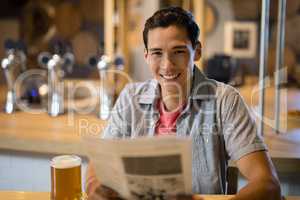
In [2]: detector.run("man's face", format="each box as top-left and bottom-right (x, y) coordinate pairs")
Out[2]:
(144, 25), (201, 96)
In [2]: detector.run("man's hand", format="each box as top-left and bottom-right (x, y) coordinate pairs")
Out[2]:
(86, 161), (123, 200)
(86, 161), (201, 200)
(88, 184), (123, 200)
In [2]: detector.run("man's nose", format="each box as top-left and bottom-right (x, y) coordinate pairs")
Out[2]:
(161, 53), (175, 70)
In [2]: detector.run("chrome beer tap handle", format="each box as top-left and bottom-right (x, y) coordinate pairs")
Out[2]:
(38, 51), (74, 117)
(1, 40), (27, 114)
(1, 53), (16, 114)
(97, 55), (112, 120)
(1, 53), (15, 89)
(88, 54), (125, 119)
(47, 54), (64, 117)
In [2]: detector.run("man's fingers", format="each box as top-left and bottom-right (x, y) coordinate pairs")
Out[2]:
(95, 185), (123, 199)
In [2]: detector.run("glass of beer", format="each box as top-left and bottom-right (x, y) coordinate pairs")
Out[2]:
(51, 155), (83, 200)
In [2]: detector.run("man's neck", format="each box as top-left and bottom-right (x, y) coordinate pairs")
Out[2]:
(161, 89), (188, 112)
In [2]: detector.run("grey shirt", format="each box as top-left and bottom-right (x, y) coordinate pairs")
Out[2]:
(102, 66), (266, 194)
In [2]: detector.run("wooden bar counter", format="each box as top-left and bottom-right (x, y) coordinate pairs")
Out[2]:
(0, 112), (106, 156)
(0, 192), (300, 200)
(0, 110), (299, 159)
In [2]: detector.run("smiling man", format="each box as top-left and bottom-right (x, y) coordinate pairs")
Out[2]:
(86, 7), (281, 200)
(145, 24), (199, 135)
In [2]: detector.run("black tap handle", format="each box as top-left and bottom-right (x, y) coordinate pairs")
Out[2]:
(38, 52), (51, 68)
(15, 40), (27, 54)
(63, 52), (74, 66)
(114, 56), (124, 70)
(4, 39), (15, 51)
(41, 56), (50, 65)
(88, 55), (98, 67)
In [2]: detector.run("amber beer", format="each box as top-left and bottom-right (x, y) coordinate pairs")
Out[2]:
(51, 155), (82, 200)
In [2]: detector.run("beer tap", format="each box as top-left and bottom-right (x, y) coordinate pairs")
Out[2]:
(1, 39), (27, 113)
(89, 55), (124, 120)
(38, 52), (74, 117)
(47, 54), (64, 117)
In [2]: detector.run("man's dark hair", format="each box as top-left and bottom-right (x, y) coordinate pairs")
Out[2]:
(143, 6), (200, 50)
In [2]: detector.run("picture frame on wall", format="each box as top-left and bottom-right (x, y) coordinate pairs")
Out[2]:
(224, 21), (257, 58)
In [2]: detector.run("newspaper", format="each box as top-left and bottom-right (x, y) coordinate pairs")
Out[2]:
(82, 136), (192, 199)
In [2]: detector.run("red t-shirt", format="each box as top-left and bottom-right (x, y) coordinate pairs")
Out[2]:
(155, 100), (185, 135)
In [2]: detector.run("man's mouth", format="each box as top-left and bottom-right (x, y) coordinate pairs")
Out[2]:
(160, 73), (181, 80)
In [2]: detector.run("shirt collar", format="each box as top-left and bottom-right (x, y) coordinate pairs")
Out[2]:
(137, 66), (216, 104)
(190, 66), (217, 100)
(137, 79), (160, 104)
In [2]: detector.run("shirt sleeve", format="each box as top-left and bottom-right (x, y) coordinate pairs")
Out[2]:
(101, 84), (132, 139)
(220, 86), (267, 161)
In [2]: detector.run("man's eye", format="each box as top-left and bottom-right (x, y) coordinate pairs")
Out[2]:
(174, 50), (185, 54)
(151, 52), (162, 56)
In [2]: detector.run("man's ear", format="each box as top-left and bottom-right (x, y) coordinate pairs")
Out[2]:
(194, 41), (202, 61)
(144, 48), (150, 64)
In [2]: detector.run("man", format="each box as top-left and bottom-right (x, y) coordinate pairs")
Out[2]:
(87, 7), (281, 200)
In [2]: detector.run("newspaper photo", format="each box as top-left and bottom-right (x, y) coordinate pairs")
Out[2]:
(82, 136), (192, 199)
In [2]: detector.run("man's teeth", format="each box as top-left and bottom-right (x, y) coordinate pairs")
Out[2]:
(161, 74), (179, 80)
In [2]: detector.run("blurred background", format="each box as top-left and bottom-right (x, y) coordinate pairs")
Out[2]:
(0, 0), (299, 83)
(0, 0), (299, 197)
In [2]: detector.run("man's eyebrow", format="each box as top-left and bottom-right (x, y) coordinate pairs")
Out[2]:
(148, 46), (187, 51)
(148, 48), (162, 52)
(172, 45), (187, 49)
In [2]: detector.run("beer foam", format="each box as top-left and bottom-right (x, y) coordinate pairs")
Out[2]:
(51, 155), (81, 169)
